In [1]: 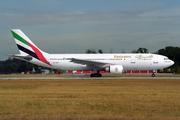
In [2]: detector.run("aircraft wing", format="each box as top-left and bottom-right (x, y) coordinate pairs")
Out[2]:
(70, 58), (110, 68)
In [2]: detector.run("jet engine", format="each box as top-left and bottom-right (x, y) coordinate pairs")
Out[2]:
(105, 65), (124, 74)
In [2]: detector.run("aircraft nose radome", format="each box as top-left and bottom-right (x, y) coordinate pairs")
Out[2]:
(169, 60), (174, 66)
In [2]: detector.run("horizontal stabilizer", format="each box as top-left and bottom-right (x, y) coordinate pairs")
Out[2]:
(7, 54), (32, 61)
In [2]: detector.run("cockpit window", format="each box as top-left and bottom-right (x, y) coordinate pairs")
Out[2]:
(164, 58), (169, 60)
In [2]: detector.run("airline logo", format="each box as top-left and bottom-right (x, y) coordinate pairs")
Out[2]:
(11, 30), (52, 66)
(115, 67), (118, 72)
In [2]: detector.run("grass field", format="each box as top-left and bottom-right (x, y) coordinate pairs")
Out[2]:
(0, 76), (180, 119)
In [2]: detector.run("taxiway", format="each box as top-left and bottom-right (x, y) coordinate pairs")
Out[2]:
(0, 76), (180, 80)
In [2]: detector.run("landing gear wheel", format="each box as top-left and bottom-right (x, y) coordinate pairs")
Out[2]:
(90, 73), (102, 77)
(95, 74), (99, 77)
(151, 73), (155, 77)
(90, 74), (95, 77)
(98, 74), (102, 77)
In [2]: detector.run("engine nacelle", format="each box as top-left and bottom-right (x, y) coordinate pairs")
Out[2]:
(105, 65), (124, 74)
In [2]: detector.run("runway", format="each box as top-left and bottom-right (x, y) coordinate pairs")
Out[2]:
(0, 74), (180, 80)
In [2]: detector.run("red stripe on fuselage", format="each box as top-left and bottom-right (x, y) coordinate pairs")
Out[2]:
(27, 41), (52, 66)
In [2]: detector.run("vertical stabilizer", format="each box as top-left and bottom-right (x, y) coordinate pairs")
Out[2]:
(11, 29), (51, 66)
(11, 29), (40, 55)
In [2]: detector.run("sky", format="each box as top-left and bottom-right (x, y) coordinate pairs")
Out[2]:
(1, 0), (180, 60)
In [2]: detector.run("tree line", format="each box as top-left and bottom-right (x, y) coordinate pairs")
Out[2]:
(0, 58), (42, 74)
(0, 46), (179, 74)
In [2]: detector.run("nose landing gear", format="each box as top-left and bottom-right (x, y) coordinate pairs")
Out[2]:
(151, 73), (155, 77)
(151, 70), (156, 77)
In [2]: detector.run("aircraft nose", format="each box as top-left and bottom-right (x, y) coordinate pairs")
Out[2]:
(169, 60), (174, 66)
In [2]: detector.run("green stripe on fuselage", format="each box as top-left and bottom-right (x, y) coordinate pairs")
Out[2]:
(11, 30), (29, 46)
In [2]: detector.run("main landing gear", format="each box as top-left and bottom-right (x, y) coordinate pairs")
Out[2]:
(90, 73), (102, 77)
(90, 70), (102, 77)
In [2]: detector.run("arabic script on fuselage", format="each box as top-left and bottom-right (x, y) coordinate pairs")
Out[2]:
(135, 55), (153, 59)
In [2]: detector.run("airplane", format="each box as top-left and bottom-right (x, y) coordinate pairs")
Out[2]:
(8, 29), (174, 77)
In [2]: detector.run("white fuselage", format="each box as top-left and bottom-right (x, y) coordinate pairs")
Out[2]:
(30, 53), (174, 71)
